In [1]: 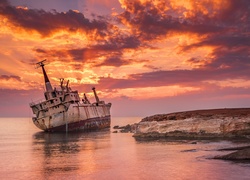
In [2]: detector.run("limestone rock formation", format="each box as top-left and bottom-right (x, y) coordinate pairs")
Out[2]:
(133, 108), (250, 139)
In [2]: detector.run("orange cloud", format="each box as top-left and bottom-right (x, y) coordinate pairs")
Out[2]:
(0, 74), (42, 90)
(100, 85), (200, 99)
(0, 1), (111, 38)
(0, 0), (249, 101)
(169, 0), (231, 18)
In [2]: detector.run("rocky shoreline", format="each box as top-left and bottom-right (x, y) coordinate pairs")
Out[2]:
(113, 108), (250, 161)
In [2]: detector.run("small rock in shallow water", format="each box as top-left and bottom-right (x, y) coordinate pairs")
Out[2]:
(214, 148), (250, 161)
(181, 149), (197, 152)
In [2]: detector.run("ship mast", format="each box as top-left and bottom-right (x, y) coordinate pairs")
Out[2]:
(92, 87), (100, 104)
(36, 59), (53, 92)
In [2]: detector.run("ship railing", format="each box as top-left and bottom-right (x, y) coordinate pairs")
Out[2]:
(29, 98), (46, 106)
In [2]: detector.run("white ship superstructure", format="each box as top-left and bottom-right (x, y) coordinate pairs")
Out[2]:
(30, 60), (111, 132)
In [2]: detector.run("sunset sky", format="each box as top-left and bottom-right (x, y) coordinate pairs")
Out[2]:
(0, 0), (250, 117)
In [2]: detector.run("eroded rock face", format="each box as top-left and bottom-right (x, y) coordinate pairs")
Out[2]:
(133, 108), (250, 139)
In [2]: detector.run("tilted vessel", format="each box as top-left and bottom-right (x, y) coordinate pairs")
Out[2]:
(30, 60), (111, 132)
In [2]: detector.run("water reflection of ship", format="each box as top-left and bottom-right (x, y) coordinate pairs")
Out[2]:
(32, 130), (110, 178)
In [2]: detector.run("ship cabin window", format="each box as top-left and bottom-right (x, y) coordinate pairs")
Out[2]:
(60, 97), (63, 102)
(50, 100), (54, 104)
(52, 91), (56, 98)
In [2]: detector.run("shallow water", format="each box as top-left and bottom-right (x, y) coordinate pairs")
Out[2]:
(0, 117), (249, 180)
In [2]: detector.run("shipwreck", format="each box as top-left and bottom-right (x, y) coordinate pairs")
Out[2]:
(30, 60), (111, 132)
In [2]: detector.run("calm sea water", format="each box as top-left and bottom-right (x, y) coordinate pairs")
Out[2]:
(0, 117), (249, 180)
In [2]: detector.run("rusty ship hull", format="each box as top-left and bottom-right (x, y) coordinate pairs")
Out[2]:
(31, 102), (111, 132)
(41, 116), (111, 132)
(30, 60), (111, 132)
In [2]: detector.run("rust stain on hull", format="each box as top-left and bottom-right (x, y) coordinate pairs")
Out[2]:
(35, 116), (111, 132)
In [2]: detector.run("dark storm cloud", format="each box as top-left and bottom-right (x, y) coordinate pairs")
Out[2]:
(34, 48), (68, 62)
(88, 35), (142, 66)
(118, 0), (223, 40)
(118, 0), (250, 40)
(96, 64), (250, 89)
(0, 75), (21, 81)
(213, 0), (250, 24)
(0, 0), (109, 37)
(33, 34), (142, 67)
(95, 54), (128, 67)
(97, 71), (188, 89)
(182, 35), (250, 72)
(127, 68), (240, 86)
(182, 35), (250, 52)
(35, 48), (88, 62)
(68, 48), (89, 61)
(93, 35), (141, 51)
(207, 47), (250, 70)
(34, 46), (145, 67)
(34, 48), (47, 54)
(0, 0), (8, 6)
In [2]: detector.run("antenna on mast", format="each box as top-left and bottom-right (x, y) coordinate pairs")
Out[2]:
(35, 59), (48, 68)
